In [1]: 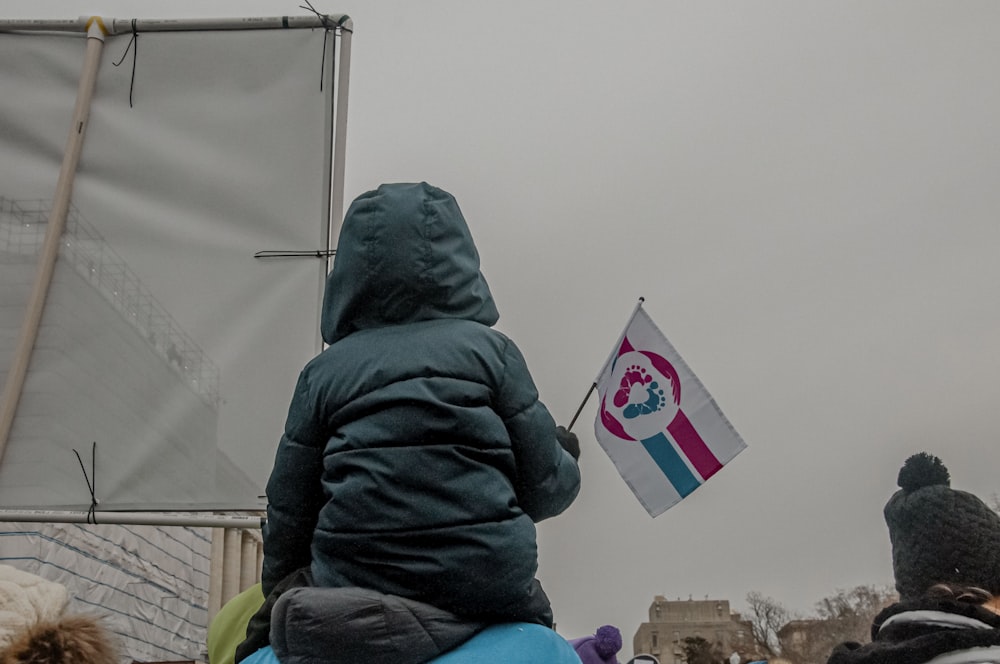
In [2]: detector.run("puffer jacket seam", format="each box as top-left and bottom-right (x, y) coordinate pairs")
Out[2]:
(496, 335), (534, 421)
(417, 186), (435, 295)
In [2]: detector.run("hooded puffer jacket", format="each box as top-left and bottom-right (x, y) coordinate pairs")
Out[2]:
(261, 182), (581, 622)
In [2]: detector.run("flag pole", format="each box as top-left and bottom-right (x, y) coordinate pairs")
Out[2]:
(566, 296), (645, 432)
(566, 383), (595, 432)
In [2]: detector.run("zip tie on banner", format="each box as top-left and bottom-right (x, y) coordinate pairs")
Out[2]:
(111, 19), (139, 108)
(298, 0), (353, 91)
(254, 249), (336, 259)
(72, 441), (99, 524)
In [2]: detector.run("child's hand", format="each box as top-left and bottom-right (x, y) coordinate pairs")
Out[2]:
(555, 426), (580, 460)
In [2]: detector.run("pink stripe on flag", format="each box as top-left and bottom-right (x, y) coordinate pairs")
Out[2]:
(600, 401), (635, 441)
(666, 409), (722, 480)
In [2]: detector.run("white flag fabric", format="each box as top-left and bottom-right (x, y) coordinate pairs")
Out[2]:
(594, 306), (747, 516)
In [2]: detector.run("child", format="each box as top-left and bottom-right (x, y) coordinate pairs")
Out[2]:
(259, 182), (581, 633)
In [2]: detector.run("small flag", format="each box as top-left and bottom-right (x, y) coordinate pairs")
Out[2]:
(594, 302), (747, 516)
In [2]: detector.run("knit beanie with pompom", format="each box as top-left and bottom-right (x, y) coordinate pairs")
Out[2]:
(570, 625), (623, 664)
(884, 452), (1000, 601)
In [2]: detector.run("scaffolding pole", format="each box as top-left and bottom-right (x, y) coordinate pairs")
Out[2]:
(0, 18), (107, 464)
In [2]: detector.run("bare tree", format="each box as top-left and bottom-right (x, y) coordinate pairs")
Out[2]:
(745, 591), (789, 657)
(683, 636), (725, 664)
(779, 585), (897, 664)
(814, 584), (897, 643)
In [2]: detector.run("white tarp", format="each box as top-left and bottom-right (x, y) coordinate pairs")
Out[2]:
(0, 23), (340, 510)
(0, 520), (213, 662)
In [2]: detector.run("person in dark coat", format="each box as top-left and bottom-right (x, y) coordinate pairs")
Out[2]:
(828, 584), (1000, 664)
(827, 452), (1000, 664)
(260, 182), (581, 627)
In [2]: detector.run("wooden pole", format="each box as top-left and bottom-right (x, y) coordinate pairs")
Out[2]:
(222, 528), (242, 604)
(239, 530), (259, 591)
(208, 528), (225, 621)
(0, 18), (108, 463)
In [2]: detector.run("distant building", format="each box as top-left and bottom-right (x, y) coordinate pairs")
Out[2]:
(777, 619), (828, 661)
(633, 596), (756, 664)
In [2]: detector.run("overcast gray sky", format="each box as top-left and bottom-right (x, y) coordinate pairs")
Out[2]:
(6, 0), (1000, 653)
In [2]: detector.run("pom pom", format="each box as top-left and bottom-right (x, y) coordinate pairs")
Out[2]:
(897, 452), (950, 492)
(594, 625), (622, 658)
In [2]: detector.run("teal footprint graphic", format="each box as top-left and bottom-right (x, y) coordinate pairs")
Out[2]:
(623, 381), (666, 419)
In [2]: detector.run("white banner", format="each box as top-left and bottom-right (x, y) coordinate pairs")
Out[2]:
(0, 24), (340, 510)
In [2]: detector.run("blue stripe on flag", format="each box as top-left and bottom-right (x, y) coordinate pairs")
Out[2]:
(640, 432), (701, 497)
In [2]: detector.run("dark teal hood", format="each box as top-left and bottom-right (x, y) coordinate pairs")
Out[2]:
(321, 183), (499, 344)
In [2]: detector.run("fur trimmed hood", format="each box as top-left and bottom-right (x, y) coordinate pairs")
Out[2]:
(1, 614), (119, 664)
(0, 565), (118, 664)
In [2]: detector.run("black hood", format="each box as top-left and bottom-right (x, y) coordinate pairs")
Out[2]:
(321, 182), (499, 344)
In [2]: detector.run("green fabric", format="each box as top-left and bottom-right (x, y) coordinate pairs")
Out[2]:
(207, 584), (265, 664)
(262, 183), (580, 622)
